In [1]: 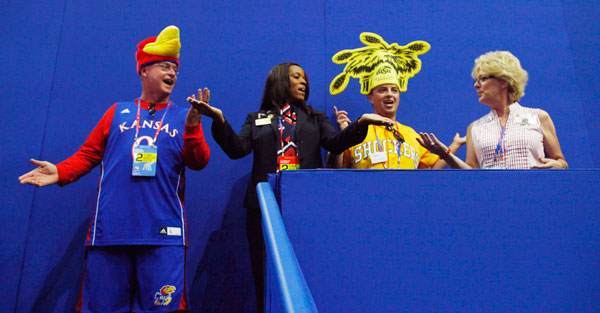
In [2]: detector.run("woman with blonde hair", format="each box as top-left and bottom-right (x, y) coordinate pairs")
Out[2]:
(419, 51), (568, 169)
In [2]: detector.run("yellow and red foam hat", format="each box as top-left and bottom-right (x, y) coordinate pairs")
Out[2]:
(136, 25), (180, 74)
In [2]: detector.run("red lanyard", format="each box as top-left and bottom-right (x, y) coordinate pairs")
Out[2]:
(134, 99), (172, 145)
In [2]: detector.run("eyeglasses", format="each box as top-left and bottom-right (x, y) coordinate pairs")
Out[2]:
(475, 75), (496, 84)
(155, 62), (180, 75)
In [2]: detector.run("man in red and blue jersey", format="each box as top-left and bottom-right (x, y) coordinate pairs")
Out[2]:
(19, 25), (210, 313)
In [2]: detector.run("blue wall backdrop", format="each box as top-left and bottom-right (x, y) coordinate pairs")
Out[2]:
(1, 0), (598, 312)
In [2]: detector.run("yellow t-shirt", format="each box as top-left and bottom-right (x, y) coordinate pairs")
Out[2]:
(343, 123), (439, 169)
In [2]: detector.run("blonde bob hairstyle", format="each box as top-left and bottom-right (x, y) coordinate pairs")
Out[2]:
(471, 51), (528, 103)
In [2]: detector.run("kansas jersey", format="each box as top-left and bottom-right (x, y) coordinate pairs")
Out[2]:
(342, 123), (438, 169)
(56, 99), (210, 246)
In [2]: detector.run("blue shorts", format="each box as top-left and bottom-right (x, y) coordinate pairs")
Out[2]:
(77, 245), (188, 313)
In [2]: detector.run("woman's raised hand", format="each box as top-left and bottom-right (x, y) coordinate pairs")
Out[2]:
(333, 106), (351, 130)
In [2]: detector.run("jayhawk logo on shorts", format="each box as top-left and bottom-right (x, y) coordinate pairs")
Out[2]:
(154, 285), (176, 306)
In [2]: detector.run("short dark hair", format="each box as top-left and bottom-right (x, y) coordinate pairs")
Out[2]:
(260, 62), (312, 115)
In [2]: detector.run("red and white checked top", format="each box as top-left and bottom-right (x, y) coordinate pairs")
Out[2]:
(471, 102), (544, 169)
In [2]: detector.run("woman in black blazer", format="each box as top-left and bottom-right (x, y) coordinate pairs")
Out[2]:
(188, 62), (393, 312)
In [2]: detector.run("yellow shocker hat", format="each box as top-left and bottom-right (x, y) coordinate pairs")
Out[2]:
(330, 32), (430, 95)
(369, 63), (400, 92)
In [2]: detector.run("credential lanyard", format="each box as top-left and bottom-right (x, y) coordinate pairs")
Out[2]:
(372, 125), (389, 169)
(372, 125), (386, 152)
(134, 98), (172, 145)
(494, 125), (506, 162)
(393, 122), (404, 169)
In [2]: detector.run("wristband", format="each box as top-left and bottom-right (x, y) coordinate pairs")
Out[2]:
(441, 147), (451, 159)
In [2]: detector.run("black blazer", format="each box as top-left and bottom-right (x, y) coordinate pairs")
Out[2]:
(211, 105), (367, 209)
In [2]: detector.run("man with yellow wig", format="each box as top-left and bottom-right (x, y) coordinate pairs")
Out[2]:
(19, 26), (210, 312)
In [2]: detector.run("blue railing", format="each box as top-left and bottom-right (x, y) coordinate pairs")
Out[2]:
(257, 182), (319, 313)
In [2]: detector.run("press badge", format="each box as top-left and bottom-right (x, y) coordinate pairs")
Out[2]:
(255, 117), (271, 126)
(278, 155), (300, 171)
(132, 145), (158, 176)
(370, 151), (388, 164)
